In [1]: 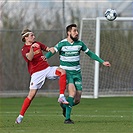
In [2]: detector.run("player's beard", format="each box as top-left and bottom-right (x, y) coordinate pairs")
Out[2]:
(70, 34), (78, 42)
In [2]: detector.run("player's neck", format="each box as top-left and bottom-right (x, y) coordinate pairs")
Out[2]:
(67, 38), (74, 44)
(25, 42), (33, 45)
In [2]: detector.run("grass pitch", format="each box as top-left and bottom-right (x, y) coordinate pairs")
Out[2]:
(0, 97), (132, 133)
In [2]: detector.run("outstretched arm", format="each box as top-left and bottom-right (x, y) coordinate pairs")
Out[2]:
(45, 47), (56, 59)
(86, 50), (111, 67)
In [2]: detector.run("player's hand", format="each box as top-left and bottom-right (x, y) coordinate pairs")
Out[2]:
(31, 43), (39, 48)
(103, 61), (111, 67)
(48, 47), (55, 54)
(46, 47), (50, 52)
(41, 56), (47, 61)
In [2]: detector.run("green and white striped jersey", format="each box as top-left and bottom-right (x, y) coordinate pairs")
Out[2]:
(54, 39), (89, 74)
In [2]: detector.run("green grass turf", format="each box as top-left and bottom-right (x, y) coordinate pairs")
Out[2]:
(0, 97), (132, 133)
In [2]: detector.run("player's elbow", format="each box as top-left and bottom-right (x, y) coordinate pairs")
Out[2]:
(27, 57), (32, 61)
(27, 55), (33, 61)
(26, 53), (34, 61)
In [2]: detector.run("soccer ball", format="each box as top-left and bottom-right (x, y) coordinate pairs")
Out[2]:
(105, 9), (117, 21)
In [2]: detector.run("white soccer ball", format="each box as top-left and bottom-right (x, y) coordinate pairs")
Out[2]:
(105, 9), (117, 21)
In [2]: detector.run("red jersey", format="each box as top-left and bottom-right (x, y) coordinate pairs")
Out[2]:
(21, 41), (49, 75)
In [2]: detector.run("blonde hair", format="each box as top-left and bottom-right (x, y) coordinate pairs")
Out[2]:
(21, 29), (32, 42)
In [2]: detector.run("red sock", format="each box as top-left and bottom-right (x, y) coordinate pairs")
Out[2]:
(55, 70), (66, 94)
(20, 97), (31, 116)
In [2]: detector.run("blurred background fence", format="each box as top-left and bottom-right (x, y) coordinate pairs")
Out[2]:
(0, 0), (133, 97)
(0, 29), (63, 97)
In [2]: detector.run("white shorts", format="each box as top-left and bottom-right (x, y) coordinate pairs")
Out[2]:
(29, 66), (58, 89)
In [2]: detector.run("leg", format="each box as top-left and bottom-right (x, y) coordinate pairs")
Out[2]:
(55, 68), (68, 104)
(15, 89), (38, 124)
(16, 69), (47, 124)
(73, 72), (82, 106)
(60, 90), (81, 117)
(73, 90), (82, 106)
(55, 67), (66, 95)
(64, 83), (76, 124)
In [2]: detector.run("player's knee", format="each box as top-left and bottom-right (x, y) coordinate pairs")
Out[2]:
(28, 89), (37, 100)
(57, 68), (66, 75)
(60, 69), (66, 75)
(27, 95), (35, 101)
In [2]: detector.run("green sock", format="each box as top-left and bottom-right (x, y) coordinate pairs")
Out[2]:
(65, 97), (74, 120)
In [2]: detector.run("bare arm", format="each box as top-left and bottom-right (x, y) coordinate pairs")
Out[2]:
(26, 47), (34, 61)
(45, 47), (56, 59)
(26, 43), (39, 61)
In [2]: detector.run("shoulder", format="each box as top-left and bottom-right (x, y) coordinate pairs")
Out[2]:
(78, 39), (85, 44)
(21, 45), (29, 56)
(75, 40), (88, 51)
(58, 39), (67, 45)
(75, 40), (85, 46)
(21, 44), (28, 51)
(55, 39), (67, 47)
(60, 38), (67, 43)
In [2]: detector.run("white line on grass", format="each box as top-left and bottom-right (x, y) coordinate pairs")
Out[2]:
(0, 112), (128, 118)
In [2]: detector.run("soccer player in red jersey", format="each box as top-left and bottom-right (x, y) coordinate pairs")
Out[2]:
(15, 29), (68, 124)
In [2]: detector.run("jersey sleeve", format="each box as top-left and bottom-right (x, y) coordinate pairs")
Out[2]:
(86, 50), (104, 63)
(81, 41), (90, 53)
(81, 41), (104, 63)
(45, 42), (61, 59)
(21, 47), (29, 63)
(54, 42), (62, 52)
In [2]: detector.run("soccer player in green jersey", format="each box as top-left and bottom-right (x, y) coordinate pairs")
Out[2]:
(45, 24), (111, 124)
